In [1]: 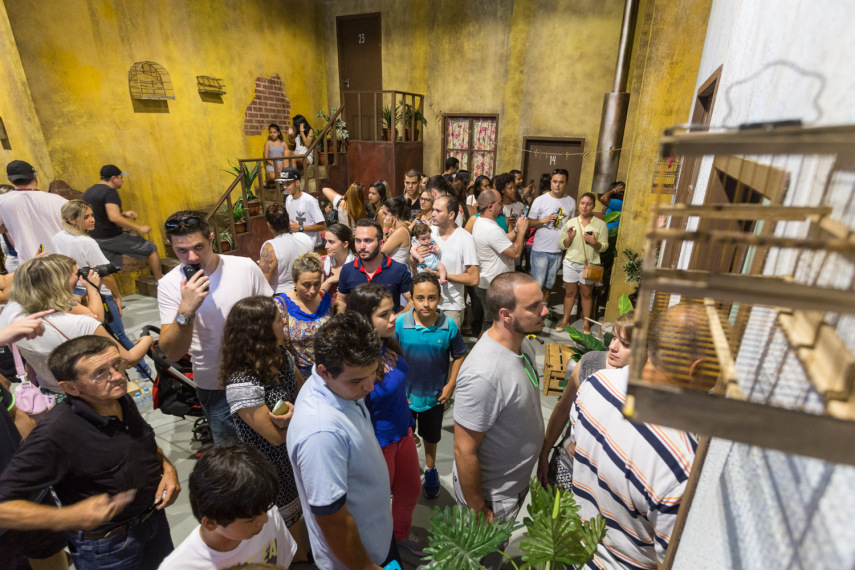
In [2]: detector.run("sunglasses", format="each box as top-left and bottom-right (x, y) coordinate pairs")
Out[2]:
(165, 216), (205, 230)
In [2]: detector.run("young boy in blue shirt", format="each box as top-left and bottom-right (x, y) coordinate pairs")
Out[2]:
(395, 272), (468, 498)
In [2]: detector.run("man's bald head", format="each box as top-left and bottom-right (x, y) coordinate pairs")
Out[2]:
(647, 302), (723, 391)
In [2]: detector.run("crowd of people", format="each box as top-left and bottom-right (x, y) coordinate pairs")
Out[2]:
(0, 154), (719, 570)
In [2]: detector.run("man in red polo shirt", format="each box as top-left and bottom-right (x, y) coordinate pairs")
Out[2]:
(336, 218), (412, 315)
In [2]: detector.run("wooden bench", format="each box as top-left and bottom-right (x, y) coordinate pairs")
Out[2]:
(542, 343), (576, 396)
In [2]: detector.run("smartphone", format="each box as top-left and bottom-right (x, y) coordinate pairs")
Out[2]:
(182, 264), (203, 281)
(270, 399), (290, 415)
(586, 230), (594, 235)
(37, 244), (44, 254)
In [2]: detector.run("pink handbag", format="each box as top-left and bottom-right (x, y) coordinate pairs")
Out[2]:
(11, 344), (55, 415)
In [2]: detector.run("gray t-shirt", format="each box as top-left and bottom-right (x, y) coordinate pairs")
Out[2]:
(453, 334), (545, 500)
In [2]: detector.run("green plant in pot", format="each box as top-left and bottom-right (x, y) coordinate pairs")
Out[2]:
(217, 229), (234, 253)
(232, 201), (247, 233)
(316, 108), (349, 147)
(402, 103), (427, 141)
(421, 477), (606, 569)
(223, 160), (259, 200)
(380, 105), (400, 141)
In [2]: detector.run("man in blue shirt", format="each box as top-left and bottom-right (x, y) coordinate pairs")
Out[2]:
(287, 312), (399, 570)
(599, 181), (624, 231)
(336, 218), (412, 314)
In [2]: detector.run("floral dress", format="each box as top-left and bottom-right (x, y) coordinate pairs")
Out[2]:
(226, 347), (301, 526)
(275, 291), (333, 378)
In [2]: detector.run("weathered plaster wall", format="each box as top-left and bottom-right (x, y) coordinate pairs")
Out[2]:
(3, 0), (327, 259)
(603, 0), (712, 320)
(323, 0), (626, 197)
(0, 1), (52, 180)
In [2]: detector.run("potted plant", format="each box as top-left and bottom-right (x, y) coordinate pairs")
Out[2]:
(316, 108), (349, 150)
(422, 478), (606, 569)
(232, 201), (247, 234)
(402, 103), (427, 141)
(380, 105), (400, 141)
(223, 160), (261, 215)
(217, 229), (234, 253)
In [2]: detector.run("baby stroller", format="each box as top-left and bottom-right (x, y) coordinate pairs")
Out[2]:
(141, 325), (212, 445)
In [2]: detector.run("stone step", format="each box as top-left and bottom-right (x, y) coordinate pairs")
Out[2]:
(161, 257), (180, 273)
(136, 275), (157, 298)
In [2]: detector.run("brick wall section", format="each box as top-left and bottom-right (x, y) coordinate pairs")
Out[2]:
(243, 74), (291, 136)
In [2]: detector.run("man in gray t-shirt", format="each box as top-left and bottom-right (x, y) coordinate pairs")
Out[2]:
(452, 273), (547, 569)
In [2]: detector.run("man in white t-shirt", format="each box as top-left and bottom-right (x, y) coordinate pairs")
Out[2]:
(159, 442), (297, 570)
(472, 189), (528, 335)
(527, 169), (576, 304)
(428, 195), (478, 328)
(279, 167), (326, 247)
(0, 160), (66, 261)
(157, 210), (273, 443)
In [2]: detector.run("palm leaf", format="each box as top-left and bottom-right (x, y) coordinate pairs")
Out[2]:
(421, 505), (520, 570)
(519, 478), (607, 567)
(602, 211), (621, 223)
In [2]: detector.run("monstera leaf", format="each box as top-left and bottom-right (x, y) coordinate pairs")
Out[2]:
(421, 505), (520, 570)
(618, 293), (634, 316)
(519, 479), (607, 568)
(563, 327), (605, 353)
(602, 211), (621, 224)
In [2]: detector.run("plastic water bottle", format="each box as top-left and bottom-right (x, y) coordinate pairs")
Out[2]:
(141, 387), (152, 416)
(133, 390), (144, 410)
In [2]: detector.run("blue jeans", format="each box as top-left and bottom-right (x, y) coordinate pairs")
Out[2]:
(68, 508), (173, 570)
(197, 387), (237, 444)
(530, 250), (562, 290)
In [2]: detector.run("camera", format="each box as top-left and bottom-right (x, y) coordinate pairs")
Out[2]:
(77, 264), (118, 278)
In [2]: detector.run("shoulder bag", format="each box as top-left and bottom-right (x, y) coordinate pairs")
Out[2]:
(577, 217), (604, 283)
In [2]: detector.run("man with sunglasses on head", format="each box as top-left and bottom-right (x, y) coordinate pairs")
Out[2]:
(278, 167), (326, 248)
(0, 335), (180, 570)
(452, 272), (546, 570)
(157, 211), (272, 444)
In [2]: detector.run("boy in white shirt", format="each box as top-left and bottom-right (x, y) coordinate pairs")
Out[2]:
(159, 442), (297, 570)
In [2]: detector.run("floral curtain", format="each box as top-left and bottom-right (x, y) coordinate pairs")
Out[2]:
(444, 116), (497, 177)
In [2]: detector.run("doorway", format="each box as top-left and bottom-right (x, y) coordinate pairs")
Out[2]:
(522, 137), (585, 200)
(337, 13), (382, 141)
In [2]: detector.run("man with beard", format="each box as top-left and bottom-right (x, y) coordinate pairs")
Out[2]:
(452, 272), (547, 570)
(336, 218), (412, 314)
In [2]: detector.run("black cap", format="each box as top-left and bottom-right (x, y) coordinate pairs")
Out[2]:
(100, 164), (128, 179)
(6, 160), (36, 182)
(278, 167), (300, 182)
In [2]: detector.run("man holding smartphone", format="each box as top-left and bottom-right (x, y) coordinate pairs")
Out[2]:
(157, 211), (272, 443)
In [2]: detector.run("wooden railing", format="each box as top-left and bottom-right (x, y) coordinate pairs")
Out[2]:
(340, 90), (425, 142)
(206, 106), (346, 252)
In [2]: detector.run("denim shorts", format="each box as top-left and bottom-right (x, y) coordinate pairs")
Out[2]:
(530, 250), (563, 289)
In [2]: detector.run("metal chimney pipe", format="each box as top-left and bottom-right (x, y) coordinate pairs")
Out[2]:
(591, 0), (640, 196)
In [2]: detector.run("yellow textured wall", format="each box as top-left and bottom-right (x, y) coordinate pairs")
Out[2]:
(0, 1), (52, 181)
(323, 0), (625, 196)
(604, 0), (712, 320)
(3, 0), (327, 264)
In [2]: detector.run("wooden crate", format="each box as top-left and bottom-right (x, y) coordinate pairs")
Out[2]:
(542, 343), (576, 396)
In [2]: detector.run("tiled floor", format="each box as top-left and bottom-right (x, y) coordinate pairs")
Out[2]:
(117, 290), (595, 569)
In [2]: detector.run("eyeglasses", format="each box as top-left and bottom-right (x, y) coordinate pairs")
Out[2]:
(521, 353), (538, 389)
(86, 358), (129, 383)
(165, 216), (205, 230)
(419, 197), (432, 202)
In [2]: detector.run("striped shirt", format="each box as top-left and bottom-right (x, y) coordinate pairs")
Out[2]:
(569, 368), (696, 569)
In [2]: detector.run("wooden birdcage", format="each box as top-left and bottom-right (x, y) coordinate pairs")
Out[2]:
(196, 75), (226, 95)
(128, 61), (175, 101)
(624, 124), (855, 467)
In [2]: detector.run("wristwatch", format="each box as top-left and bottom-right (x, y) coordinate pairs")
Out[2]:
(176, 313), (194, 326)
(298, 223), (304, 232)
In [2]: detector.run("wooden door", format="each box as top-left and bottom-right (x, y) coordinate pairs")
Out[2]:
(337, 14), (382, 141)
(523, 138), (585, 200)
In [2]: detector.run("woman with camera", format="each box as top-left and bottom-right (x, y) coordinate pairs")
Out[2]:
(0, 254), (152, 401)
(52, 200), (152, 376)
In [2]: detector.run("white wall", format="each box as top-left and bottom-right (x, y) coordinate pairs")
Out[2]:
(672, 1), (855, 568)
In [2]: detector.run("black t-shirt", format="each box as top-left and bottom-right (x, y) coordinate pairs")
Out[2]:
(83, 183), (123, 239)
(0, 395), (163, 529)
(0, 384), (22, 474)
